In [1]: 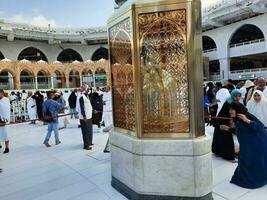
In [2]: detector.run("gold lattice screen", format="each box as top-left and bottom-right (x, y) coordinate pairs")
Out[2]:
(139, 10), (190, 133)
(109, 18), (136, 132)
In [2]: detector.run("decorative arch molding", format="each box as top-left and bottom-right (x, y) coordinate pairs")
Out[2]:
(202, 35), (217, 51)
(228, 23), (265, 47)
(17, 47), (48, 62)
(57, 48), (84, 62)
(91, 47), (109, 61)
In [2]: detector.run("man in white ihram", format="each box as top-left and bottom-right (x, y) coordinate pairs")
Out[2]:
(102, 86), (113, 132)
(0, 89), (11, 154)
(26, 91), (37, 124)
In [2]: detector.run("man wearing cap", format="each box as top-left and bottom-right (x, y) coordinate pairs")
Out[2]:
(0, 89), (11, 154)
(76, 84), (93, 150)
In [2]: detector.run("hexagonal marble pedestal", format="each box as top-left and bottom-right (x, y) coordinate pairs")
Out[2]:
(110, 131), (213, 200)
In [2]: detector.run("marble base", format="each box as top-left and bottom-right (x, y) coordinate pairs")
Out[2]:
(110, 131), (213, 199)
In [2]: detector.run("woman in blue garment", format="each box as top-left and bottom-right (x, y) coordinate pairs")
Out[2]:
(212, 89), (242, 161)
(221, 102), (267, 189)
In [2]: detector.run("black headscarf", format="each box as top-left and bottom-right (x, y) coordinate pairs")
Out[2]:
(230, 102), (259, 122)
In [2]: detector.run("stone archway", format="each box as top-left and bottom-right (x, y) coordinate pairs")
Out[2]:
(91, 47), (109, 61)
(37, 70), (51, 89)
(20, 69), (35, 89)
(57, 49), (83, 63)
(69, 70), (80, 88)
(18, 47), (48, 62)
(53, 70), (66, 89)
(0, 68), (15, 90)
(95, 68), (106, 88)
(82, 69), (94, 87)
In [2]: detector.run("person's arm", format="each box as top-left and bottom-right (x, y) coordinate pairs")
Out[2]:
(79, 97), (86, 120)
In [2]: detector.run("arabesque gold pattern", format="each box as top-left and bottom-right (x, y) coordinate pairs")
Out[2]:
(139, 9), (189, 133)
(109, 18), (136, 131)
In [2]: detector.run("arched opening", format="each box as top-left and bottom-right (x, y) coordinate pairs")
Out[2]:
(57, 49), (83, 63)
(229, 24), (265, 47)
(69, 70), (80, 88)
(82, 69), (94, 87)
(95, 68), (106, 87)
(0, 51), (4, 59)
(20, 70), (34, 89)
(53, 71), (66, 88)
(202, 36), (217, 52)
(230, 52), (267, 72)
(91, 47), (108, 61)
(18, 47), (48, 62)
(37, 70), (50, 89)
(0, 69), (15, 90)
(209, 60), (220, 81)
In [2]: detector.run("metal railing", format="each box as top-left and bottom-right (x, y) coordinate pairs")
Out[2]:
(230, 67), (267, 74)
(203, 48), (217, 53)
(230, 38), (265, 48)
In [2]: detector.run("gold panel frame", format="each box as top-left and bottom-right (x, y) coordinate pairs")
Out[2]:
(108, 0), (204, 139)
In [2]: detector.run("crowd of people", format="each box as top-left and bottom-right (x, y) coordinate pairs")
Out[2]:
(0, 85), (113, 153)
(204, 77), (267, 189)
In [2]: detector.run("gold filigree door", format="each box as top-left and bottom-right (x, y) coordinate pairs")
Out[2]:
(139, 10), (190, 134)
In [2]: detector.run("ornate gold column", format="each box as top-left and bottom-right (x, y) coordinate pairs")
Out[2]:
(108, 0), (212, 199)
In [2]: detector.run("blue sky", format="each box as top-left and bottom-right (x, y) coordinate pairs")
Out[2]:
(0, 0), (216, 28)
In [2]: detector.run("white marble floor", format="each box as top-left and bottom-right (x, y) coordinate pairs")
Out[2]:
(0, 120), (266, 200)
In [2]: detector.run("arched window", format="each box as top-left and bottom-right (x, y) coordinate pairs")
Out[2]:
(53, 70), (66, 88)
(230, 24), (265, 46)
(202, 36), (217, 51)
(91, 47), (108, 61)
(0, 69), (14, 90)
(18, 47), (48, 61)
(20, 70), (34, 89)
(95, 68), (106, 87)
(69, 70), (80, 88)
(37, 70), (50, 89)
(57, 49), (83, 63)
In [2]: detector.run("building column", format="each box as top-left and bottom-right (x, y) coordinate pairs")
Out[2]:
(65, 75), (70, 88)
(35, 76), (38, 90)
(219, 57), (230, 81)
(80, 75), (83, 87)
(51, 76), (54, 89)
(14, 75), (21, 90)
(93, 73), (96, 88)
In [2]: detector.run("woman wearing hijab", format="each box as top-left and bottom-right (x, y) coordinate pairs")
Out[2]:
(212, 89), (242, 161)
(247, 90), (267, 128)
(221, 102), (267, 189)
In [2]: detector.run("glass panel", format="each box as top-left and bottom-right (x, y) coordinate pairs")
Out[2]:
(109, 18), (136, 132)
(139, 10), (190, 134)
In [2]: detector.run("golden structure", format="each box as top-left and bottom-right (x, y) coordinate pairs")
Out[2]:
(0, 59), (110, 90)
(108, 0), (204, 139)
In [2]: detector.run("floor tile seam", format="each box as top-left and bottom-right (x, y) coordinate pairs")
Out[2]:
(66, 186), (110, 200)
(55, 157), (102, 186)
(30, 179), (98, 200)
(212, 192), (230, 200)
(0, 171), (86, 199)
(0, 167), (83, 192)
(234, 190), (253, 200)
(0, 163), (71, 187)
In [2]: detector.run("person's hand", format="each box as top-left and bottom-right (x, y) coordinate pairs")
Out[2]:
(220, 125), (229, 131)
(237, 114), (250, 123)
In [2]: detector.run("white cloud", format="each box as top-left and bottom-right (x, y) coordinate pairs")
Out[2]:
(31, 16), (57, 27)
(8, 14), (27, 24)
(6, 14), (57, 28)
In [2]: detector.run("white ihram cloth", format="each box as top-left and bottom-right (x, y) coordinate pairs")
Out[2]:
(216, 88), (231, 116)
(27, 97), (37, 120)
(102, 91), (113, 127)
(247, 90), (267, 127)
(0, 97), (11, 142)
